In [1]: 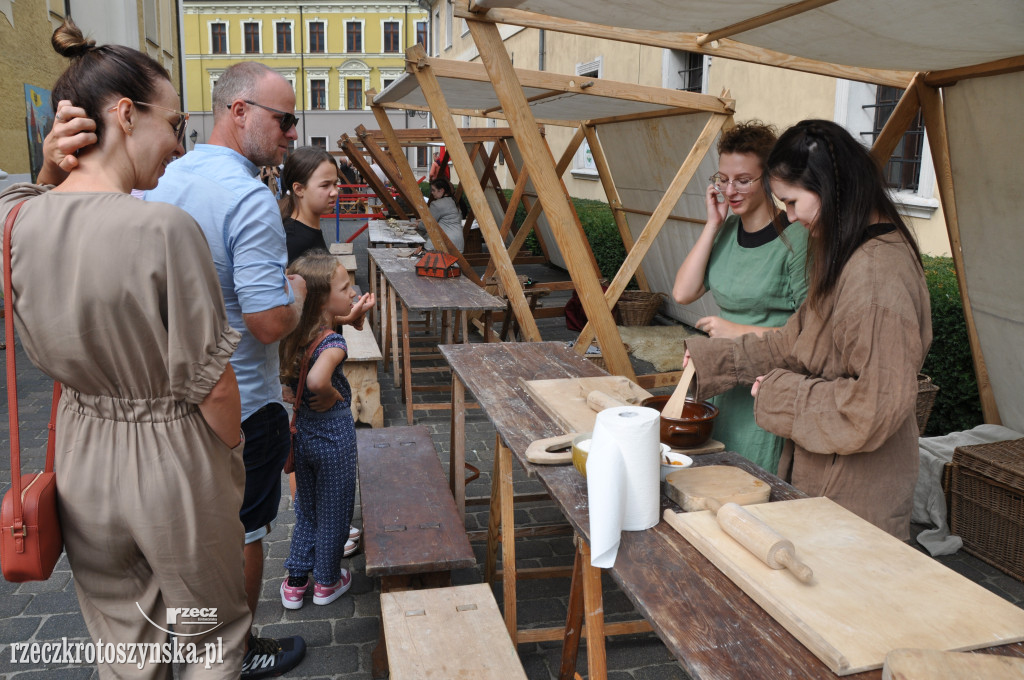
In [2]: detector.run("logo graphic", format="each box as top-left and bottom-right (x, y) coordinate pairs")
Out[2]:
(136, 603), (223, 637)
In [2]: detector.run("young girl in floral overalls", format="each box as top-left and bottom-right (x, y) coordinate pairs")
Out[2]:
(278, 251), (362, 607)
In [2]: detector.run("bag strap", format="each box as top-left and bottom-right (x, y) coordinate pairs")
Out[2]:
(5, 200), (62, 552)
(289, 328), (335, 436)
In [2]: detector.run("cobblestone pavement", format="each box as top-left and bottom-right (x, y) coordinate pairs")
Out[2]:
(2, 218), (1023, 679)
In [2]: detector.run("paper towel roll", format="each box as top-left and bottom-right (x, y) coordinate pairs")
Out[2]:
(586, 405), (662, 568)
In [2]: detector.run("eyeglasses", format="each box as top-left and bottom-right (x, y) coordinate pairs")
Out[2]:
(240, 100), (298, 132)
(109, 100), (189, 145)
(710, 174), (762, 194)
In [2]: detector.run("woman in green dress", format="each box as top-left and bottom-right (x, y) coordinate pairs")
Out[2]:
(672, 121), (808, 473)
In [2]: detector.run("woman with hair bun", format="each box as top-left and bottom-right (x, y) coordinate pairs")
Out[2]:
(684, 119), (931, 539)
(673, 121), (809, 474)
(0, 18), (250, 677)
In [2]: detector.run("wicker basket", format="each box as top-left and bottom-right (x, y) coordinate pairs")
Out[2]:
(614, 291), (665, 327)
(950, 438), (1024, 582)
(916, 373), (939, 433)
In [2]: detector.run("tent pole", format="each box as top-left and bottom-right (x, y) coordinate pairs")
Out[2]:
(914, 81), (1001, 424)
(338, 133), (408, 219)
(408, 43), (543, 342)
(583, 124), (651, 292)
(869, 74), (923, 166)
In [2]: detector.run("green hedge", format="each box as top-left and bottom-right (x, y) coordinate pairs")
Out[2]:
(920, 255), (983, 436)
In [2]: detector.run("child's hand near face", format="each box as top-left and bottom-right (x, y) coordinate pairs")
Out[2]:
(335, 292), (375, 331)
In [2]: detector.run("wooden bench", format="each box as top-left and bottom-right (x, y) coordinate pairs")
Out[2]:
(342, 323), (383, 427)
(381, 584), (527, 680)
(357, 425), (476, 678)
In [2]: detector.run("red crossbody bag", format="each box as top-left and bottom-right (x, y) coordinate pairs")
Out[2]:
(1, 200), (64, 582)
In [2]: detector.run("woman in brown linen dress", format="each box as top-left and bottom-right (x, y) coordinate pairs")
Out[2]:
(685, 120), (931, 539)
(0, 20), (250, 678)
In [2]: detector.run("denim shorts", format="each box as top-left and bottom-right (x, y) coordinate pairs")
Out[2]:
(239, 403), (290, 543)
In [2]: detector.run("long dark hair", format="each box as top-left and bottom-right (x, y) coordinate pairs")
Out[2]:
(766, 119), (921, 311)
(427, 177), (455, 204)
(278, 147), (338, 219)
(278, 250), (338, 382)
(50, 18), (171, 144)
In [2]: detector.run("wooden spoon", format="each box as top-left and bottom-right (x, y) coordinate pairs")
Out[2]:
(662, 360), (696, 419)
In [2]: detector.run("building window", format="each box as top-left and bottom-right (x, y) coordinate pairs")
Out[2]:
(309, 21), (325, 53)
(382, 78), (395, 91)
(276, 22), (292, 54)
(310, 136), (327, 150)
(866, 86), (925, 192)
(416, 21), (428, 49)
(445, 1), (453, 49)
(383, 21), (400, 53)
(243, 22), (260, 54)
(311, 79), (326, 110)
(678, 52), (704, 93)
(211, 22), (227, 54)
(347, 79), (364, 110)
(573, 59), (602, 180)
(416, 146), (429, 167)
(346, 21), (362, 53)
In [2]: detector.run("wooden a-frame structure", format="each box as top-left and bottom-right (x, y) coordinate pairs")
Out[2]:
(458, 0), (1024, 430)
(373, 45), (736, 381)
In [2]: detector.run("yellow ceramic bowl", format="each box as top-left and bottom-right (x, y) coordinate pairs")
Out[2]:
(571, 433), (593, 477)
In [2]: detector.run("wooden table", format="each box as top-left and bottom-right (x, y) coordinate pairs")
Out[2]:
(365, 221), (424, 339)
(371, 248), (504, 425)
(439, 342), (1024, 680)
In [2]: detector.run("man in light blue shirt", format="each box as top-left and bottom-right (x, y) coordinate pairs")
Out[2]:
(146, 62), (306, 679)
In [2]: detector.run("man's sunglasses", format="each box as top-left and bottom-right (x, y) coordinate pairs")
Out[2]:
(108, 100), (189, 145)
(239, 100), (298, 132)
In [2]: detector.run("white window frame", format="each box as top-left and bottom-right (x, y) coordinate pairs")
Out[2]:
(339, 59), (370, 111)
(208, 20), (229, 55)
(572, 58), (603, 180)
(834, 79), (938, 218)
(274, 20), (294, 55)
(415, 20), (428, 51)
(445, 1), (453, 50)
(381, 18), (402, 54)
(307, 69), (329, 111)
(345, 19), (365, 54)
(433, 10), (440, 56)
(208, 69), (224, 107)
(379, 67), (404, 94)
(306, 19), (327, 54)
(241, 19), (262, 55)
(461, 17), (469, 37)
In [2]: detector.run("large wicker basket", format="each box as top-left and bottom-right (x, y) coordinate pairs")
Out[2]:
(916, 373), (939, 433)
(950, 438), (1024, 582)
(614, 291), (665, 327)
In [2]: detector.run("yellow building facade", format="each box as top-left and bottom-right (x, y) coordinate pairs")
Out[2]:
(182, 1), (428, 148)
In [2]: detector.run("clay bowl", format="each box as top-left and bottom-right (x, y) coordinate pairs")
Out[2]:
(641, 395), (719, 449)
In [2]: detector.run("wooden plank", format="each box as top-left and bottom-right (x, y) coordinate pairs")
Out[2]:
(520, 376), (653, 434)
(329, 242), (354, 255)
(360, 127), (518, 143)
(924, 54), (1024, 87)
(467, 21), (635, 378)
(914, 80), (1001, 424)
(339, 133), (407, 218)
(357, 426), (475, 577)
(696, 0), (840, 46)
(342, 324), (383, 428)
(882, 648), (1024, 680)
(665, 497), (1024, 676)
(380, 584), (527, 680)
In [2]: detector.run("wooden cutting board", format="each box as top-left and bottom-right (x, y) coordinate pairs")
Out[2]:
(663, 465), (771, 511)
(882, 648), (1024, 680)
(666, 496), (1024, 676)
(521, 376), (652, 434)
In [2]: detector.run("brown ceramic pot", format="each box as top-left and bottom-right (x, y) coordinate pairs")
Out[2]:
(641, 395), (719, 449)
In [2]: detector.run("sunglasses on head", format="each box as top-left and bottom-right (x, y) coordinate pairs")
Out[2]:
(108, 99), (189, 145)
(240, 100), (298, 132)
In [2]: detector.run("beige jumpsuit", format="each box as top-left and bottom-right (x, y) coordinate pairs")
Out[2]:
(1, 185), (250, 679)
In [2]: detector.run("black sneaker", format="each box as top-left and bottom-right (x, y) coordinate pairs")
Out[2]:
(240, 633), (306, 678)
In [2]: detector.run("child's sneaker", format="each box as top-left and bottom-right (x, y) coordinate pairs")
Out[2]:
(280, 575), (309, 610)
(313, 570), (352, 605)
(343, 537), (360, 557)
(349, 525), (361, 541)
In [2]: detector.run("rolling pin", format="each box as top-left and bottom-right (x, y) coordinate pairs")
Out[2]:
(703, 498), (814, 584)
(586, 390), (630, 412)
